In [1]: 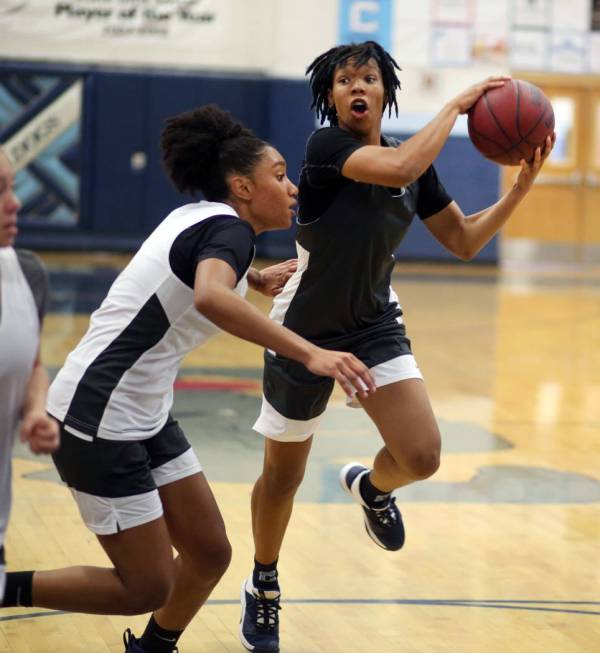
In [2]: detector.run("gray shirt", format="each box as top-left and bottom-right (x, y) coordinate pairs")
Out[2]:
(0, 249), (48, 324)
(0, 248), (47, 551)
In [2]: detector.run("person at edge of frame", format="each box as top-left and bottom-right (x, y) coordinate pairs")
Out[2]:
(0, 146), (60, 611)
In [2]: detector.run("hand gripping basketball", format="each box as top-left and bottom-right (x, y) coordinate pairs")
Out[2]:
(468, 79), (555, 166)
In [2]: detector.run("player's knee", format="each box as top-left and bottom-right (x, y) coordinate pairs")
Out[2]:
(194, 536), (232, 582)
(263, 463), (305, 497)
(405, 443), (441, 480)
(213, 538), (233, 579)
(123, 572), (174, 614)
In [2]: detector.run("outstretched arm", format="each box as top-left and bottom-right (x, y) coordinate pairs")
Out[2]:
(341, 77), (511, 188)
(424, 136), (554, 261)
(194, 259), (376, 398)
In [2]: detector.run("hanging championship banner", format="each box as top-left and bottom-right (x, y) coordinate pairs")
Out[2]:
(338, 0), (393, 52)
(0, 0), (231, 67)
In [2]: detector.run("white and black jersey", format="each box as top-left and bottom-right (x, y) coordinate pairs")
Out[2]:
(47, 202), (255, 442)
(269, 126), (452, 368)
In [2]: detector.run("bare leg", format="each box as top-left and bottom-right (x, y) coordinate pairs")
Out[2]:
(32, 518), (175, 615)
(359, 378), (441, 492)
(152, 472), (231, 630)
(251, 437), (313, 564)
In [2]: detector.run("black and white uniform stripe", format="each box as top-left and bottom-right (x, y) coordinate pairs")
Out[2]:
(48, 201), (255, 442)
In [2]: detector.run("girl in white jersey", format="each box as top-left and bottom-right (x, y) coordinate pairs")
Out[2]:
(0, 106), (375, 653)
(0, 148), (59, 608)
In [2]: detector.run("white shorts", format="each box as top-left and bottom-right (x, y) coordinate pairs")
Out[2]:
(69, 448), (202, 535)
(52, 417), (202, 535)
(253, 354), (423, 443)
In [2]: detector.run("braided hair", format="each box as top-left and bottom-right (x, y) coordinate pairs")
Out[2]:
(161, 104), (267, 201)
(306, 41), (401, 126)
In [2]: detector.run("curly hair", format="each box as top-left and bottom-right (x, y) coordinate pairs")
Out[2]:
(306, 40), (401, 125)
(161, 104), (267, 200)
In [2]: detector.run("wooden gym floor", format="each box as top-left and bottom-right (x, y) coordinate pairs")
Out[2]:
(2, 254), (599, 653)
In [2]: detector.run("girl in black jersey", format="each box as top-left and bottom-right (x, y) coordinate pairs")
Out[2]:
(242, 41), (554, 653)
(0, 106), (375, 653)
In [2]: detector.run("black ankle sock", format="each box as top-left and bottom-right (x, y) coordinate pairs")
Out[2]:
(252, 558), (279, 592)
(139, 615), (183, 653)
(3, 571), (34, 607)
(359, 473), (391, 508)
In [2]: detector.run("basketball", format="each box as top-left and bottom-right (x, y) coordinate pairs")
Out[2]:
(467, 79), (554, 166)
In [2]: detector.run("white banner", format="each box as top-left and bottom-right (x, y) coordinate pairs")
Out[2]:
(509, 29), (548, 70)
(513, 0), (551, 30)
(0, 0), (233, 67)
(432, 0), (474, 26)
(550, 31), (588, 73)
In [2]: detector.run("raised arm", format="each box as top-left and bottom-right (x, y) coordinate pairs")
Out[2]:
(424, 135), (554, 260)
(194, 258), (376, 398)
(341, 77), (511, 188)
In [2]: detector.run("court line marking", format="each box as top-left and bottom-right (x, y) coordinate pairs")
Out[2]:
(2, 599), (599, 623)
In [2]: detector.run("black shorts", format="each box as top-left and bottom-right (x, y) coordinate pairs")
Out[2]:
(253, 325), (421, 442)
(51, 417), (202, 534)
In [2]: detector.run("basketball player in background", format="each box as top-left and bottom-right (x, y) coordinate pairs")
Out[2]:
(0, 105), (375, 653)
(0, 147), (60, 607)
(241, 41), (554, 653)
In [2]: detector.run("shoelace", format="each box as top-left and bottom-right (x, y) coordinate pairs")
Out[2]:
(252, 592), (282, 631)
(370, 496), (399, 527)
(123, 628), (179, 653)
(123, 629), (136, 650)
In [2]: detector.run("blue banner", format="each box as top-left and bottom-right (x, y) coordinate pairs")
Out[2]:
(339, 0), (392, 50)
(0, 72), (81, 227)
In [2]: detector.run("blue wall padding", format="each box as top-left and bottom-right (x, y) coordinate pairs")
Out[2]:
(254, 80), (314, 259)
(89, 73), (148, 236)
(5, 63), (500, 262)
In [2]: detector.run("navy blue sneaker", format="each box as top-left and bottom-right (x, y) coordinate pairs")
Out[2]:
(239, 576), (281, 652)
(123, 630), (147, 653)
(339, 462), (405, 551)
(123, 629), (178, 653)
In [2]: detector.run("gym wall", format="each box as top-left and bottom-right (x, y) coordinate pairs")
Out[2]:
(10, 0), (594, 262)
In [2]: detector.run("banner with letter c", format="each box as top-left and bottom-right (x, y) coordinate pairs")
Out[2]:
(338, 0), (392, 50)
